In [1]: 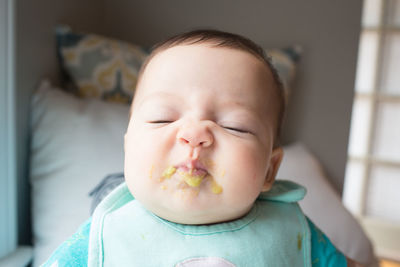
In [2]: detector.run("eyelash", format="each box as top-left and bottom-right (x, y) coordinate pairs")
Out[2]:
(148, 120), (173, 124)
(223, 126), (251, 134)
(148, 121), (252, 134)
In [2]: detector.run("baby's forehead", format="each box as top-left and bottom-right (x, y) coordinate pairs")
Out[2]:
(131, 43), (279, 114)
(152, 43), (268, 68)
(138, 45), (271, 92)
(139, 44), (274, 90)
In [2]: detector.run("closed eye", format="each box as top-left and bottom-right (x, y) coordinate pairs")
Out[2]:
(148, 120), (173, 124)
(223, 126), (252, 134)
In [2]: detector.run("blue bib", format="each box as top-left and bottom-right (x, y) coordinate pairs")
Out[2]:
(88, 180), (311, 267)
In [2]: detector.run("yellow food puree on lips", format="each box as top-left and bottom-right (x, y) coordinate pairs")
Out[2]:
(162, 166), (176, 179)
(160, 165), (223, 194)
(178, 171), (205, 187)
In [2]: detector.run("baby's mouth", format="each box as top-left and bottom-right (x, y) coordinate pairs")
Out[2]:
(162, 164), (208, 188)
(177, 166), (208, 187)
(160, 161), (223, 194)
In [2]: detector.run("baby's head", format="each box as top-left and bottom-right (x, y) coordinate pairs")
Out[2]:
(124, 30), (285, 224)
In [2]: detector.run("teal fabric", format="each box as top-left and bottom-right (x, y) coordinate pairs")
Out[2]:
(40, 219), (346, 267)
(308, 219), (347, 267)
(95, 184), (310, 266)
(258, 179), (307, 203)
(101, 203), (309, 266)
(41, 218), (91, 267)
(41, 181), (347, 267)
(88, 181), (310, 266)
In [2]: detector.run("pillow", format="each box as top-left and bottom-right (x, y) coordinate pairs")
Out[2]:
(56, 25), (149, 104)
(56, 25), (300, 104)
(30, 80), (129, 266)
(277, 143), (379, 267)
(266, 46), (301, 102)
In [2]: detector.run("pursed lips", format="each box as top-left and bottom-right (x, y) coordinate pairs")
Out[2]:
(175, 159), (209, 177)
(160, 159), (223, 194)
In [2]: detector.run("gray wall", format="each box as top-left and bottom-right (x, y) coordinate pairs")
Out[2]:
(15, 0), (362, 245)
(16, 0), (105, 244)
(102, 0), (362, 193)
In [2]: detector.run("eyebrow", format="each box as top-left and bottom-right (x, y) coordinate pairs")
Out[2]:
(136, 91), (178, 108)
(218, 100), (263, 119)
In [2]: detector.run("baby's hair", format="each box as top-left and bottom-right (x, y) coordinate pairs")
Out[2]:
(134, 29), (285, 147)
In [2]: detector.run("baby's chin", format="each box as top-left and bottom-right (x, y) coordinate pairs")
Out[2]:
(149, 206), (242, 225)
(141, 198), (221, 225)
(139, 196), (253, 225)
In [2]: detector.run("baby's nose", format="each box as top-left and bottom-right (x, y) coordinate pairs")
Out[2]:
(177, 122), (214, 148)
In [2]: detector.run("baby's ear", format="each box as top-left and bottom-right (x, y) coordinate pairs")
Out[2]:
(262, 147), (284, 192)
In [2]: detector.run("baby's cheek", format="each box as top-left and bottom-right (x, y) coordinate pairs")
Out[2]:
(239, 150), (268, 183)
(228, 176), (259, 195)
(126, 164), (164, 204)
(221, 167), (263, 204)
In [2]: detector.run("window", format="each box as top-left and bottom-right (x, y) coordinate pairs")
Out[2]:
(343, 0), (400, 261)
(0, 0), (17, 259)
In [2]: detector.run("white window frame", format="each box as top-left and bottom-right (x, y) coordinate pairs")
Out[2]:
(344, 0), (400, 261)
(0, 0), (17, 259)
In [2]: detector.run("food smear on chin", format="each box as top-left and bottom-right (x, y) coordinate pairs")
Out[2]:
(149, 165), (155, 179)
(211, 179), (223, 194)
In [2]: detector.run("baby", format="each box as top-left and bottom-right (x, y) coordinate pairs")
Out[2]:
(43, 30), (362, 267)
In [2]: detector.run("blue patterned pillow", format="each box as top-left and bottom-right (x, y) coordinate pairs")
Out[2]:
(56, 25), (149, 104)
(266, 46), (302, 103)
(56, 25), (300, 104)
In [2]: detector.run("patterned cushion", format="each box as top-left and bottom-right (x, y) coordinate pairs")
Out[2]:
(56, 25), (149, 104)
(56, 25), (300, 104)
(266, 46), (302, 102)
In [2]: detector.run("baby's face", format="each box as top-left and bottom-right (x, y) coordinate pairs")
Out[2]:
(124, 44), (283, 224)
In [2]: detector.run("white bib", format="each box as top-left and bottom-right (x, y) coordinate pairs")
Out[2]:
(89, 180), (311, 267)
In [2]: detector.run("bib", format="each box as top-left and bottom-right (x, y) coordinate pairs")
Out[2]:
(88, 180), (311, 267)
